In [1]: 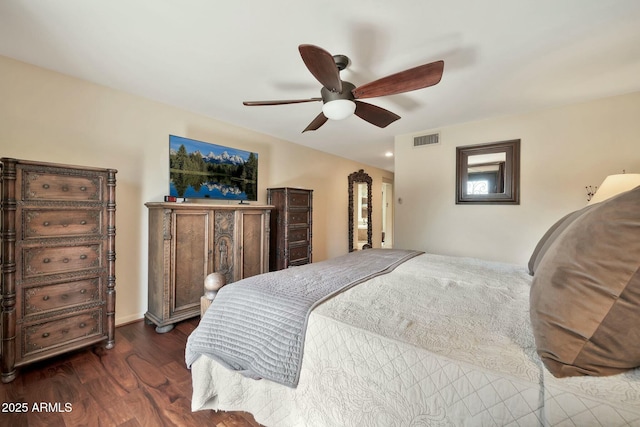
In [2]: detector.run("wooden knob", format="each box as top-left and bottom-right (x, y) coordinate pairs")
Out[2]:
(204, 273), (226, 299)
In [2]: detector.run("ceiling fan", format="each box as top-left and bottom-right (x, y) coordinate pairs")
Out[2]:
(243, 44), (444, 132)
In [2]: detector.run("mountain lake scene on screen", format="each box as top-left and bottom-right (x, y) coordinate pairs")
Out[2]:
(169, 135), (258, 201)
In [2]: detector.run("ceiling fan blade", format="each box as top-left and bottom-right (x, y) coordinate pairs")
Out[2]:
(354, 101), (400, 128)
(243, 98), (321, 106)
(352, 60), (444, 99)
(299, 44), (342, 92)
(302, 112), (328, 133)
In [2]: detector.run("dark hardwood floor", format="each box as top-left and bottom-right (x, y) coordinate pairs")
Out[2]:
(0, 318), (262, 427)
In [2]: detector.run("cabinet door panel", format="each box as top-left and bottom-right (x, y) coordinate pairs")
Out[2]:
(240, 211), (265, 279)
(172, 212), (209, 312)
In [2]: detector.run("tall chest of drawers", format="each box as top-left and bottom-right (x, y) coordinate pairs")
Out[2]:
(267, 187), (313, 271)
(0, 158), (116, 383)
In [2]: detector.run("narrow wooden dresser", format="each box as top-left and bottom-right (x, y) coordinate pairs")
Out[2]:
(0, 158), (117, 383)
(267, 187), (313, 271)
(145, 203), (271, 332)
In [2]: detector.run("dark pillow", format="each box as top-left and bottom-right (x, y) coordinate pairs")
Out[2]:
(530, 185), (640, 377)
(527, 205), (595, 275)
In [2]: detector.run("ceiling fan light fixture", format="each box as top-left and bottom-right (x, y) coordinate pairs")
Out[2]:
(244, 45), (444, 132)
(322, 99), (356, 120)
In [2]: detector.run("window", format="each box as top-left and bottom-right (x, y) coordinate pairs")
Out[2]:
(467, 180), (489, 195)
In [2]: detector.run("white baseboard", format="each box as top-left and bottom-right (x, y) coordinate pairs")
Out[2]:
(116, 312), (145, 326)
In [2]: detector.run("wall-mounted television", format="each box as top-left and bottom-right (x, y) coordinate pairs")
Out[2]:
(169, 135), (258, 201)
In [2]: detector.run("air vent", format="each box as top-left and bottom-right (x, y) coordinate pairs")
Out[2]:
(413, 133), (440, 147)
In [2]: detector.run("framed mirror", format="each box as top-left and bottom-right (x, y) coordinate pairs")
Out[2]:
(456, 139), (520, 204)
(348, 169), (372, 251)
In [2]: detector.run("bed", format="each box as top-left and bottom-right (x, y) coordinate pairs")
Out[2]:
(186, 185), (640, 426)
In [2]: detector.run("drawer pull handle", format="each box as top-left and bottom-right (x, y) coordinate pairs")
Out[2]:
(79, 322), (86, 328)
(42, 332), (50, 338)
(80, 186), (87, 191)
(62, 258), (69, 263)
(80, 220), (87, 225)
(80, 289), (87, 294)
(43, 221), (50, 226)
(42, 184), (50, 189)
(62, 185), (69, 192)
(62, 223), (68, 227)
(43, 258), (50, 264)
(61, 294), (68, 300)
(80, 254), (87, 260)
(42, 295), (50, 301)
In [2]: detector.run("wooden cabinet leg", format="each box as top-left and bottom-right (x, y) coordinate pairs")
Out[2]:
(155, 324), (174, 334)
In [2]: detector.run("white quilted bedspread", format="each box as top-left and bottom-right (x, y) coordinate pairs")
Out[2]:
(191, 253), (640, 426)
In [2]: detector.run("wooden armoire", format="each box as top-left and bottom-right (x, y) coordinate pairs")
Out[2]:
(0, 158), (117, 383)
(145, 203), (271, 332)
(267, 187), (313, 271)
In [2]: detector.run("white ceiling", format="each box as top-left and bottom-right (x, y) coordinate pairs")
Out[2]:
(1, 1), (639, 171)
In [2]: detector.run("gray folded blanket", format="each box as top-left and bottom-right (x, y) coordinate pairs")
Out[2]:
(185, 248), (423, 387)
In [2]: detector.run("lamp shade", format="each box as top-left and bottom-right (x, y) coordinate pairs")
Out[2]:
(322, 99), (356, 120)
(588, 173), (640, 205)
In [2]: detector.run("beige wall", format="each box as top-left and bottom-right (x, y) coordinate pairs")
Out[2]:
(0, 55), (393, 325)
(394, 91), (640, 265)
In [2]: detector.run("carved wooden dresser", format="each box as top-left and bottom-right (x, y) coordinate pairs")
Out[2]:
(267, 187), (313, 271)
(0, 158), (117, 383)
(145, 203), (272, 333)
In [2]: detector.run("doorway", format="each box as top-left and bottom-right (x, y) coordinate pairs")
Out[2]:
(381, 180), (393, 248)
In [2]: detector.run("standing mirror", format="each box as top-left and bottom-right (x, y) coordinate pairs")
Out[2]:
(348, 169), (372, 251)
(456, 139), (520, 204)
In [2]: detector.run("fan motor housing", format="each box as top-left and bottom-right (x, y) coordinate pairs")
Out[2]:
(321, 81), (356, 101)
